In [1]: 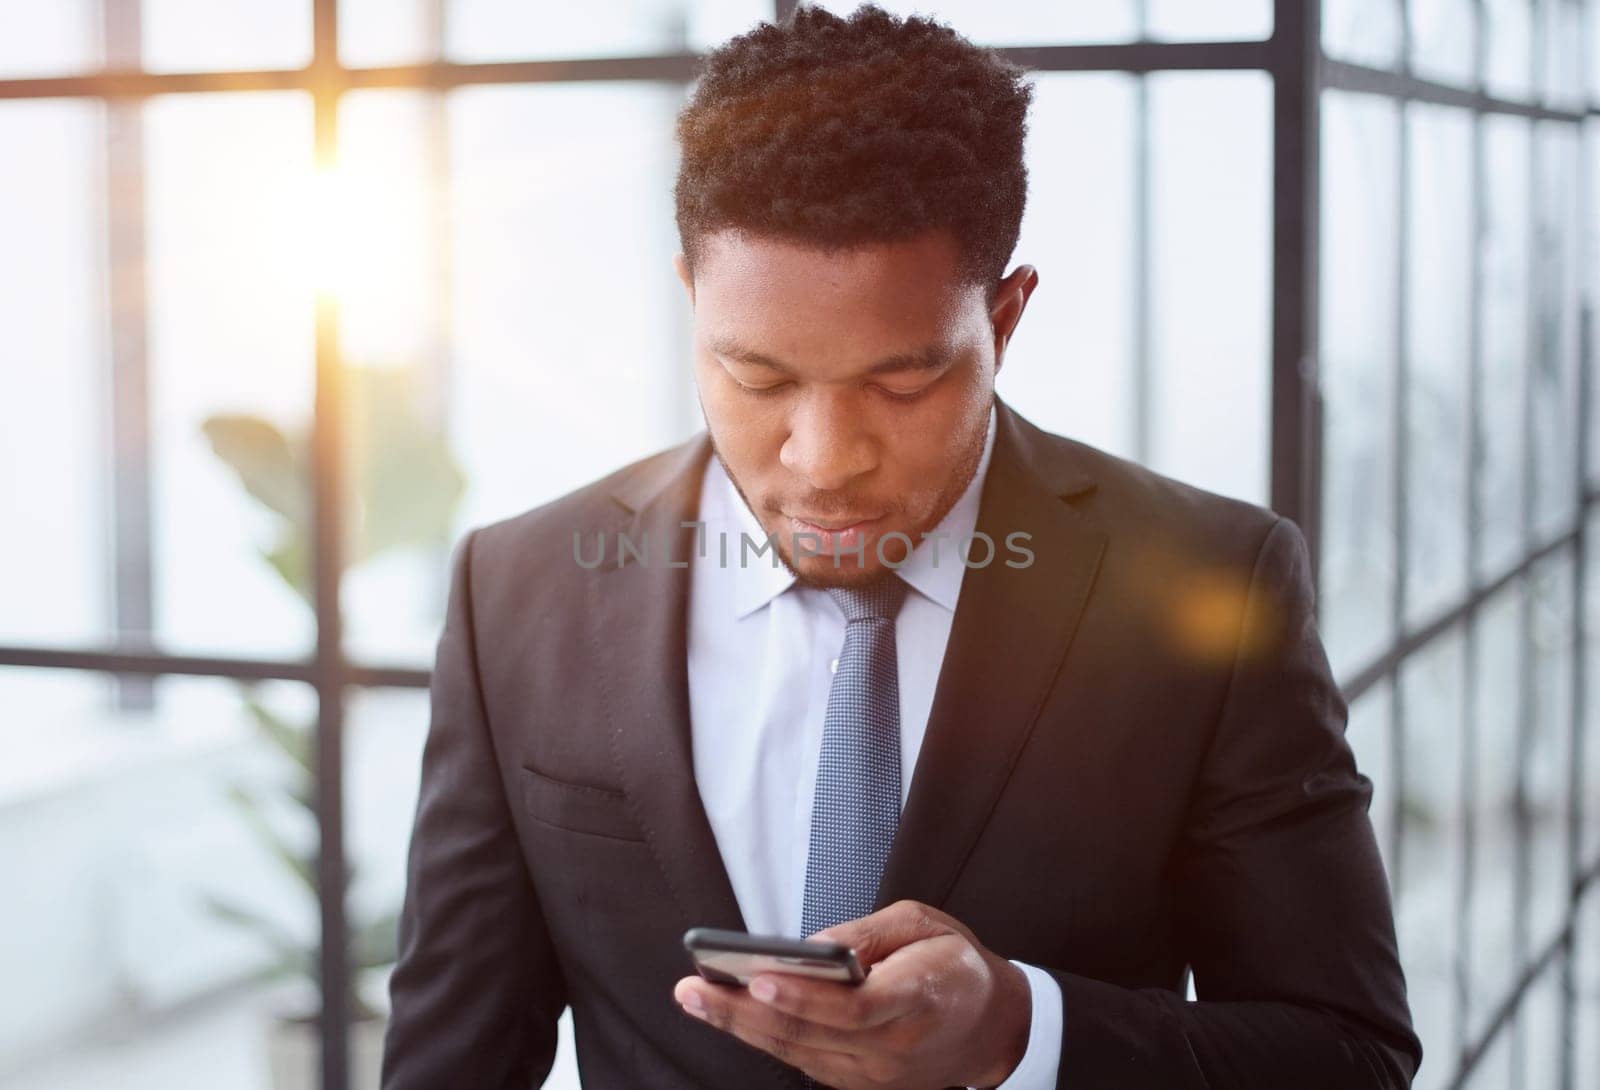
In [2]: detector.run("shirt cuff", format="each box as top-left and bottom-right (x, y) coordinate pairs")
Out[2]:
(968, 959), (1063, 1090)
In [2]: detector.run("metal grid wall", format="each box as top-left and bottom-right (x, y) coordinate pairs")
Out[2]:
(1322, 2), (1597, 1086)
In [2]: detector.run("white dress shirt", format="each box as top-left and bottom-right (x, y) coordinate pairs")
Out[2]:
(686, 405), (1063, 1089)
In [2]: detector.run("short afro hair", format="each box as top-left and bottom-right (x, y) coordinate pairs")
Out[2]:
(673, 2), (1034, 303)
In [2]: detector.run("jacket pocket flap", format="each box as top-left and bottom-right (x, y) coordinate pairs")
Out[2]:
(520, 765), (645, 842)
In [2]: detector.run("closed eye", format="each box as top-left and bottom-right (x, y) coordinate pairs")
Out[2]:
(733, 377), (792, 397)
(873, 384), (927, 403)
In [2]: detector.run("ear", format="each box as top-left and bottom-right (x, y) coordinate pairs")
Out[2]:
(990, 264), (1038, 377)
(672, 252), (695, 305)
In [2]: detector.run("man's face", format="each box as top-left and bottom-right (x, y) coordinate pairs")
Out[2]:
(673, 228), (1037, 587)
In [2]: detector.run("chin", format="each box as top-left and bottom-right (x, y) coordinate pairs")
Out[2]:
(783, 542), (911, 588)
(790, 561), (894, 590)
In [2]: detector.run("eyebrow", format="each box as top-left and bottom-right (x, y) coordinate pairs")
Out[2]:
(706, 335), (958, 377)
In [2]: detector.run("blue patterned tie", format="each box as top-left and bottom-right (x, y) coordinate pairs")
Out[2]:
(801, 575), (910, 940)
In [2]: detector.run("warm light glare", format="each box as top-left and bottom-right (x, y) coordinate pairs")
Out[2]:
(307, 159), (356, 300)
(303, 154), (421, 336)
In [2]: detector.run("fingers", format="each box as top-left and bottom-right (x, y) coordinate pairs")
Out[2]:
(666, 902), (957, 1082)
(674, 977), (862, 1071)
(744, 965), (924, 1031)
(813, 899), (955, 968)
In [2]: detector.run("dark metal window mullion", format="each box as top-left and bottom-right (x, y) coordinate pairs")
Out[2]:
(1510, 5), (1547, 1070)
(1560, 147), (1590, 1090)
(1569, 41), (1600, 1089)
(1321, 56), (1593, 123)
(420, 0), (455, 619)
(0, 43), (1283, 103)
(102, 0), (154, 713)
(1389, 0), (1413, 903)
(1559, 3), (1596, 1079)
(1132, 75), (1152, 464)
(1455, 1), (1490, 1073)
(1568, 10), (1598, 1085)
(310, 3), (350, 1090)
(1268, 0), (1323, 577)
(1129, 0), (1152, 467)
(0, 644), (426, 688)
(1342, 518), (1590, 702)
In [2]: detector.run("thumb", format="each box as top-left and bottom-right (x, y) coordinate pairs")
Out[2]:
(812, 900), (954, 968)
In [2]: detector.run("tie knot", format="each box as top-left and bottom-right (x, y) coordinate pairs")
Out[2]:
(825, 575), (910, 623)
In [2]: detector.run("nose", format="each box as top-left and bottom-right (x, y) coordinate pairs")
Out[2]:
(778, 390), (877, 492)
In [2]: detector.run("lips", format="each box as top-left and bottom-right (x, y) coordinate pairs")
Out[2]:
(789, 514), (880, 531)
(784, 514), (884, 560)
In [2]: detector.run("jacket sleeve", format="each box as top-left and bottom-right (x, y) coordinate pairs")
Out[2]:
(1045, 516), (1422, 1089)
(381, 528), (569, 1089)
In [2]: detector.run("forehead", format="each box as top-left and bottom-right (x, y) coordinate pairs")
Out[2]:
(692, 228), (980, 348)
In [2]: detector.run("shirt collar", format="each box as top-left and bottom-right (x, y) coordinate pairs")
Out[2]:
(894, 402), (996, 612)
(700, 402), (998, 619)
(709, 449), (798, 620)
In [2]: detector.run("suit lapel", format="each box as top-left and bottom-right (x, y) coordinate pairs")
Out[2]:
(591, 437), (812, 1088)
(875, 399), (1108, 912)
(590, 398), (1109, 934)
(590, 434), (753, 936)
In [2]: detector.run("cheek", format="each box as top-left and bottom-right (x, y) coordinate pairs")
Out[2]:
(897, 439), (961, 497)
(882, 401), (986, 508)
(895, 393), (981, 469)
(696, 360), (750, 431)
(698, 375), (784, 465)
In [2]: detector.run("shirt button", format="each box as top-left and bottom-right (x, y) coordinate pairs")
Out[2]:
(829, 658), (839, 674)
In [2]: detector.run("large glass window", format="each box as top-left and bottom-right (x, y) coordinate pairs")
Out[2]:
(2, 2), (1597, 1088)
(1318, 0), (1600, 1083)
(0, 671), (318, 1087)
(0, 100), (108, 648)
(1403, 104), (1472, 629)
(145, 92), (319, 659)
(1319, 89), (1401, 679)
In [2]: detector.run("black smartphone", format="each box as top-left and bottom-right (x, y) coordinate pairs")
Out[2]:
(683, 927), (868, 986)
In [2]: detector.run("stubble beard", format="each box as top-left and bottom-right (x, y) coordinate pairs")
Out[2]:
(708, 415), (989, 590)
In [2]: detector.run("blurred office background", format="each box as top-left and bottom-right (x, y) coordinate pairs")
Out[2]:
(0, 1), (1597, 1088)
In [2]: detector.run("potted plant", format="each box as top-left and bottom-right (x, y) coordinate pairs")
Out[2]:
(200, 363), (465, 1090)
(207, 693), (399, 1089)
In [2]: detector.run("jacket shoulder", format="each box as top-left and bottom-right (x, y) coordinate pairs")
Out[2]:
(464, 434), (706, 576)
(1026, 422), (1285, 571)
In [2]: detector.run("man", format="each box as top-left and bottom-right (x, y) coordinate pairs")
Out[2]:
(382, 5), (1420, 1089)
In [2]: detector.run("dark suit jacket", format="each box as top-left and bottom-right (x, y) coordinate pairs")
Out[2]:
(381, 396), (1421, 1089)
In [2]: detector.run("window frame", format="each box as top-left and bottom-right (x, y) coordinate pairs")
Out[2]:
(1, 1), (1597, 1087)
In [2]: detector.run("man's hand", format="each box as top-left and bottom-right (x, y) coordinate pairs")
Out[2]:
(672, 900), (1031, 1090)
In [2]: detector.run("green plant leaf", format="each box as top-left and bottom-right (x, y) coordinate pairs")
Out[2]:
(201, 362), (465, 1015)
(201, 364), (466, 595)
(199, 415), (307, 526)
(226, 783), (318, 896)
(290, 781), (318, 815)
(346, 366), (466, 562)
(242, 696), (314, 778)
(265, 531), (313, 607)
(203, 893), (314, 981)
